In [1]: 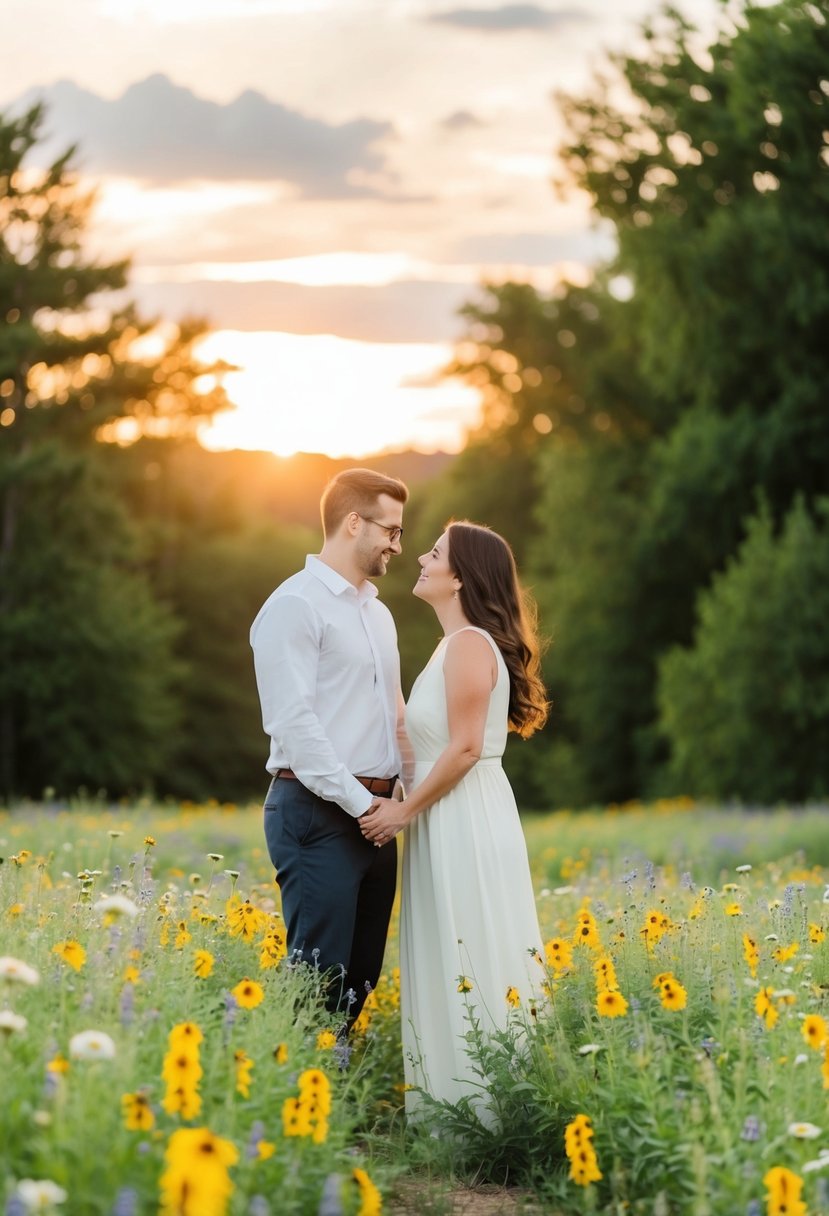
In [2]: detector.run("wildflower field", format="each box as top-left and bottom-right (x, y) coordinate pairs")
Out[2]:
(1, 798), (828, 1215)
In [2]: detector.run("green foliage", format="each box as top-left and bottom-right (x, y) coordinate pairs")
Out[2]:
(154, 525), (313, 802)
(0, 804), (392, 1215)
(439, 0), (829, 806)
(0, 445), (181, 794)
(0, 104), (229, 798)
(395, 832), (829, 1215)
(657, 497), (829, 801)
(528, 438), (654, 807)
(3, 798), (829, 1213)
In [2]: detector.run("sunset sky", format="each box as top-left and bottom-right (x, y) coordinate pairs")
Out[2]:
(3, 0), (718, 457)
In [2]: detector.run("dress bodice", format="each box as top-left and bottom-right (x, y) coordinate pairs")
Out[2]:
(405, 626), (509, 764)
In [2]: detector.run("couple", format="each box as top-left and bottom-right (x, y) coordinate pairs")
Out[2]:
(250, 468), (548, 1117)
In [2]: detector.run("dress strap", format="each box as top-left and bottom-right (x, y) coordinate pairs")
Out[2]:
(445, 625), (503, 664)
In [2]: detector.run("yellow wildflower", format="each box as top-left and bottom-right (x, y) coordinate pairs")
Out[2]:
(169, 1022), (204, 1050)
(122, 1091), (155, 1131)
(352, 1166), (383, 1216)
(232, 978), (264, 1010)
(802, 1014), (828, 1051)
(259, 922), (287, 970)
(545, 937), (574, 973)
(52, 941), (86, 972)
(596, 990), (628, 1018)
(564, 1114), (602, 1187)
(574, 910), (601, 950)
(194, 950), (214, 979)
(593, 956), (618, 992)
(159, 1127), (238, 1216)
(234, 1051), (253, 1099)
(641, 909), (671, 950)
(227, 899), (267, 942)
(282, 1096), (313, 1139)
(742, 934), (759, 978)
(659, 978), (687, 1011)
(174, 921), (192, 950)
(755, 987), (779, 1030)
(763, 1165), (806, 1216)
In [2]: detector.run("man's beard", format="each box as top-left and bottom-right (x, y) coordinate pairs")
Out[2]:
(357, 543), (388, 579)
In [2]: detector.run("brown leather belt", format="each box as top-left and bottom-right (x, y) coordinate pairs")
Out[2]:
(273, 768), (397, 797)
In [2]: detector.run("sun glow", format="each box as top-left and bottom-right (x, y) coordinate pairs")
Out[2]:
(194, 330), (481, 458)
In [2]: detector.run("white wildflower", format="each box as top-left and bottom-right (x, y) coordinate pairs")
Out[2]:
(96, 894), (139, 919)
(803, 1156), (829, 1173)
(0, 957), (40, 985)
(788, 1122), (822, 1139)
(0, 1009), (27, 1033)
(69, 1030), (116, 1061)
(16, 1179), (68, 1210)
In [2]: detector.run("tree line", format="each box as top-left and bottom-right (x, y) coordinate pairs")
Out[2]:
(1, 0), (827, 808)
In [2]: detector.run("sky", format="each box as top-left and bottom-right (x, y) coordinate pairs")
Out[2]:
(2, 0), (718, 457)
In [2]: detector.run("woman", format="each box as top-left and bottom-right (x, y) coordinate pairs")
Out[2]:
(359, 520), (548, 1120)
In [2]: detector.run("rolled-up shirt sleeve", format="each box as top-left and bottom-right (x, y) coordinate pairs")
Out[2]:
(251, 594), (373, 817)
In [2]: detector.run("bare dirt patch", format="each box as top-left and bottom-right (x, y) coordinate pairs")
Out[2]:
(389, 1179), (547, 1215)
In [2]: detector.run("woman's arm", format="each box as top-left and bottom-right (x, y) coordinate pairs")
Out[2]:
(396, 686), (416, 797)
(359, 630), (496, 842)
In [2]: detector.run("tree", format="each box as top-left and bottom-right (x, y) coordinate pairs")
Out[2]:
(0, 103), (229, 796)
(557, 0), (829, 538)
(440, 0), (829, 805)
(657, 498), (829, 801)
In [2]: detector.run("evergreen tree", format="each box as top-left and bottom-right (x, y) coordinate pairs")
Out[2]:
(0, 103), (228, 796)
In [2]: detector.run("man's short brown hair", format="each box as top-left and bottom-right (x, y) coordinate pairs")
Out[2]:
(320, 468), (409, 538)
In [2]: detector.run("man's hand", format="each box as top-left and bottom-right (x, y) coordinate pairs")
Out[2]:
(358, 796), (409, 847)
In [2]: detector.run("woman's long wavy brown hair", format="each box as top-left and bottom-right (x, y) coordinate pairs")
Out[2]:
(446, 521), (549, 738)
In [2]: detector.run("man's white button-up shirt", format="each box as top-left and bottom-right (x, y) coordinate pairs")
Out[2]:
(250, 555), (402, 817)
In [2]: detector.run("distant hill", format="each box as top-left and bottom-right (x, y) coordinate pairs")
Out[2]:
(107, 439), (455, 531)
(210, 447), (455, 527)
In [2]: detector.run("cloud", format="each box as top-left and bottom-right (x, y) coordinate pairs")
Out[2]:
(448, 228), (616, 265)
(125, 278), (477, 343)
(17, 74), (396, 198)
(440, 109), (486, 131)
(426, 4), (587, 32)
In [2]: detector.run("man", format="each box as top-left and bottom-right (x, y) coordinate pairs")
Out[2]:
(250, 468), (409, 1023)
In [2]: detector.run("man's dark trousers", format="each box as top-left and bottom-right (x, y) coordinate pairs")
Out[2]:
(263, 775), (397, 1023)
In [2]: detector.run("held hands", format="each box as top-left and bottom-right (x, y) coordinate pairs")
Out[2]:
(359, 796), (408, 847)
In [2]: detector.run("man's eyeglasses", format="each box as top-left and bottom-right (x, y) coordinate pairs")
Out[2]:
(359, 515), (404, 544)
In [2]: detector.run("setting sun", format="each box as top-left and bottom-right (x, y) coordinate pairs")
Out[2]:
(193, 330), (481, 457)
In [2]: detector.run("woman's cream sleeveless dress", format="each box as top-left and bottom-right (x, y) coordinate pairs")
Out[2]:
(399, 626), (544, 1119)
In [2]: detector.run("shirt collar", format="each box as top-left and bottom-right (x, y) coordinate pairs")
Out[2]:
(305, 555), (378, 601)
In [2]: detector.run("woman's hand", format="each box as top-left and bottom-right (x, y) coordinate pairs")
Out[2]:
(359, 797), (409, 846)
